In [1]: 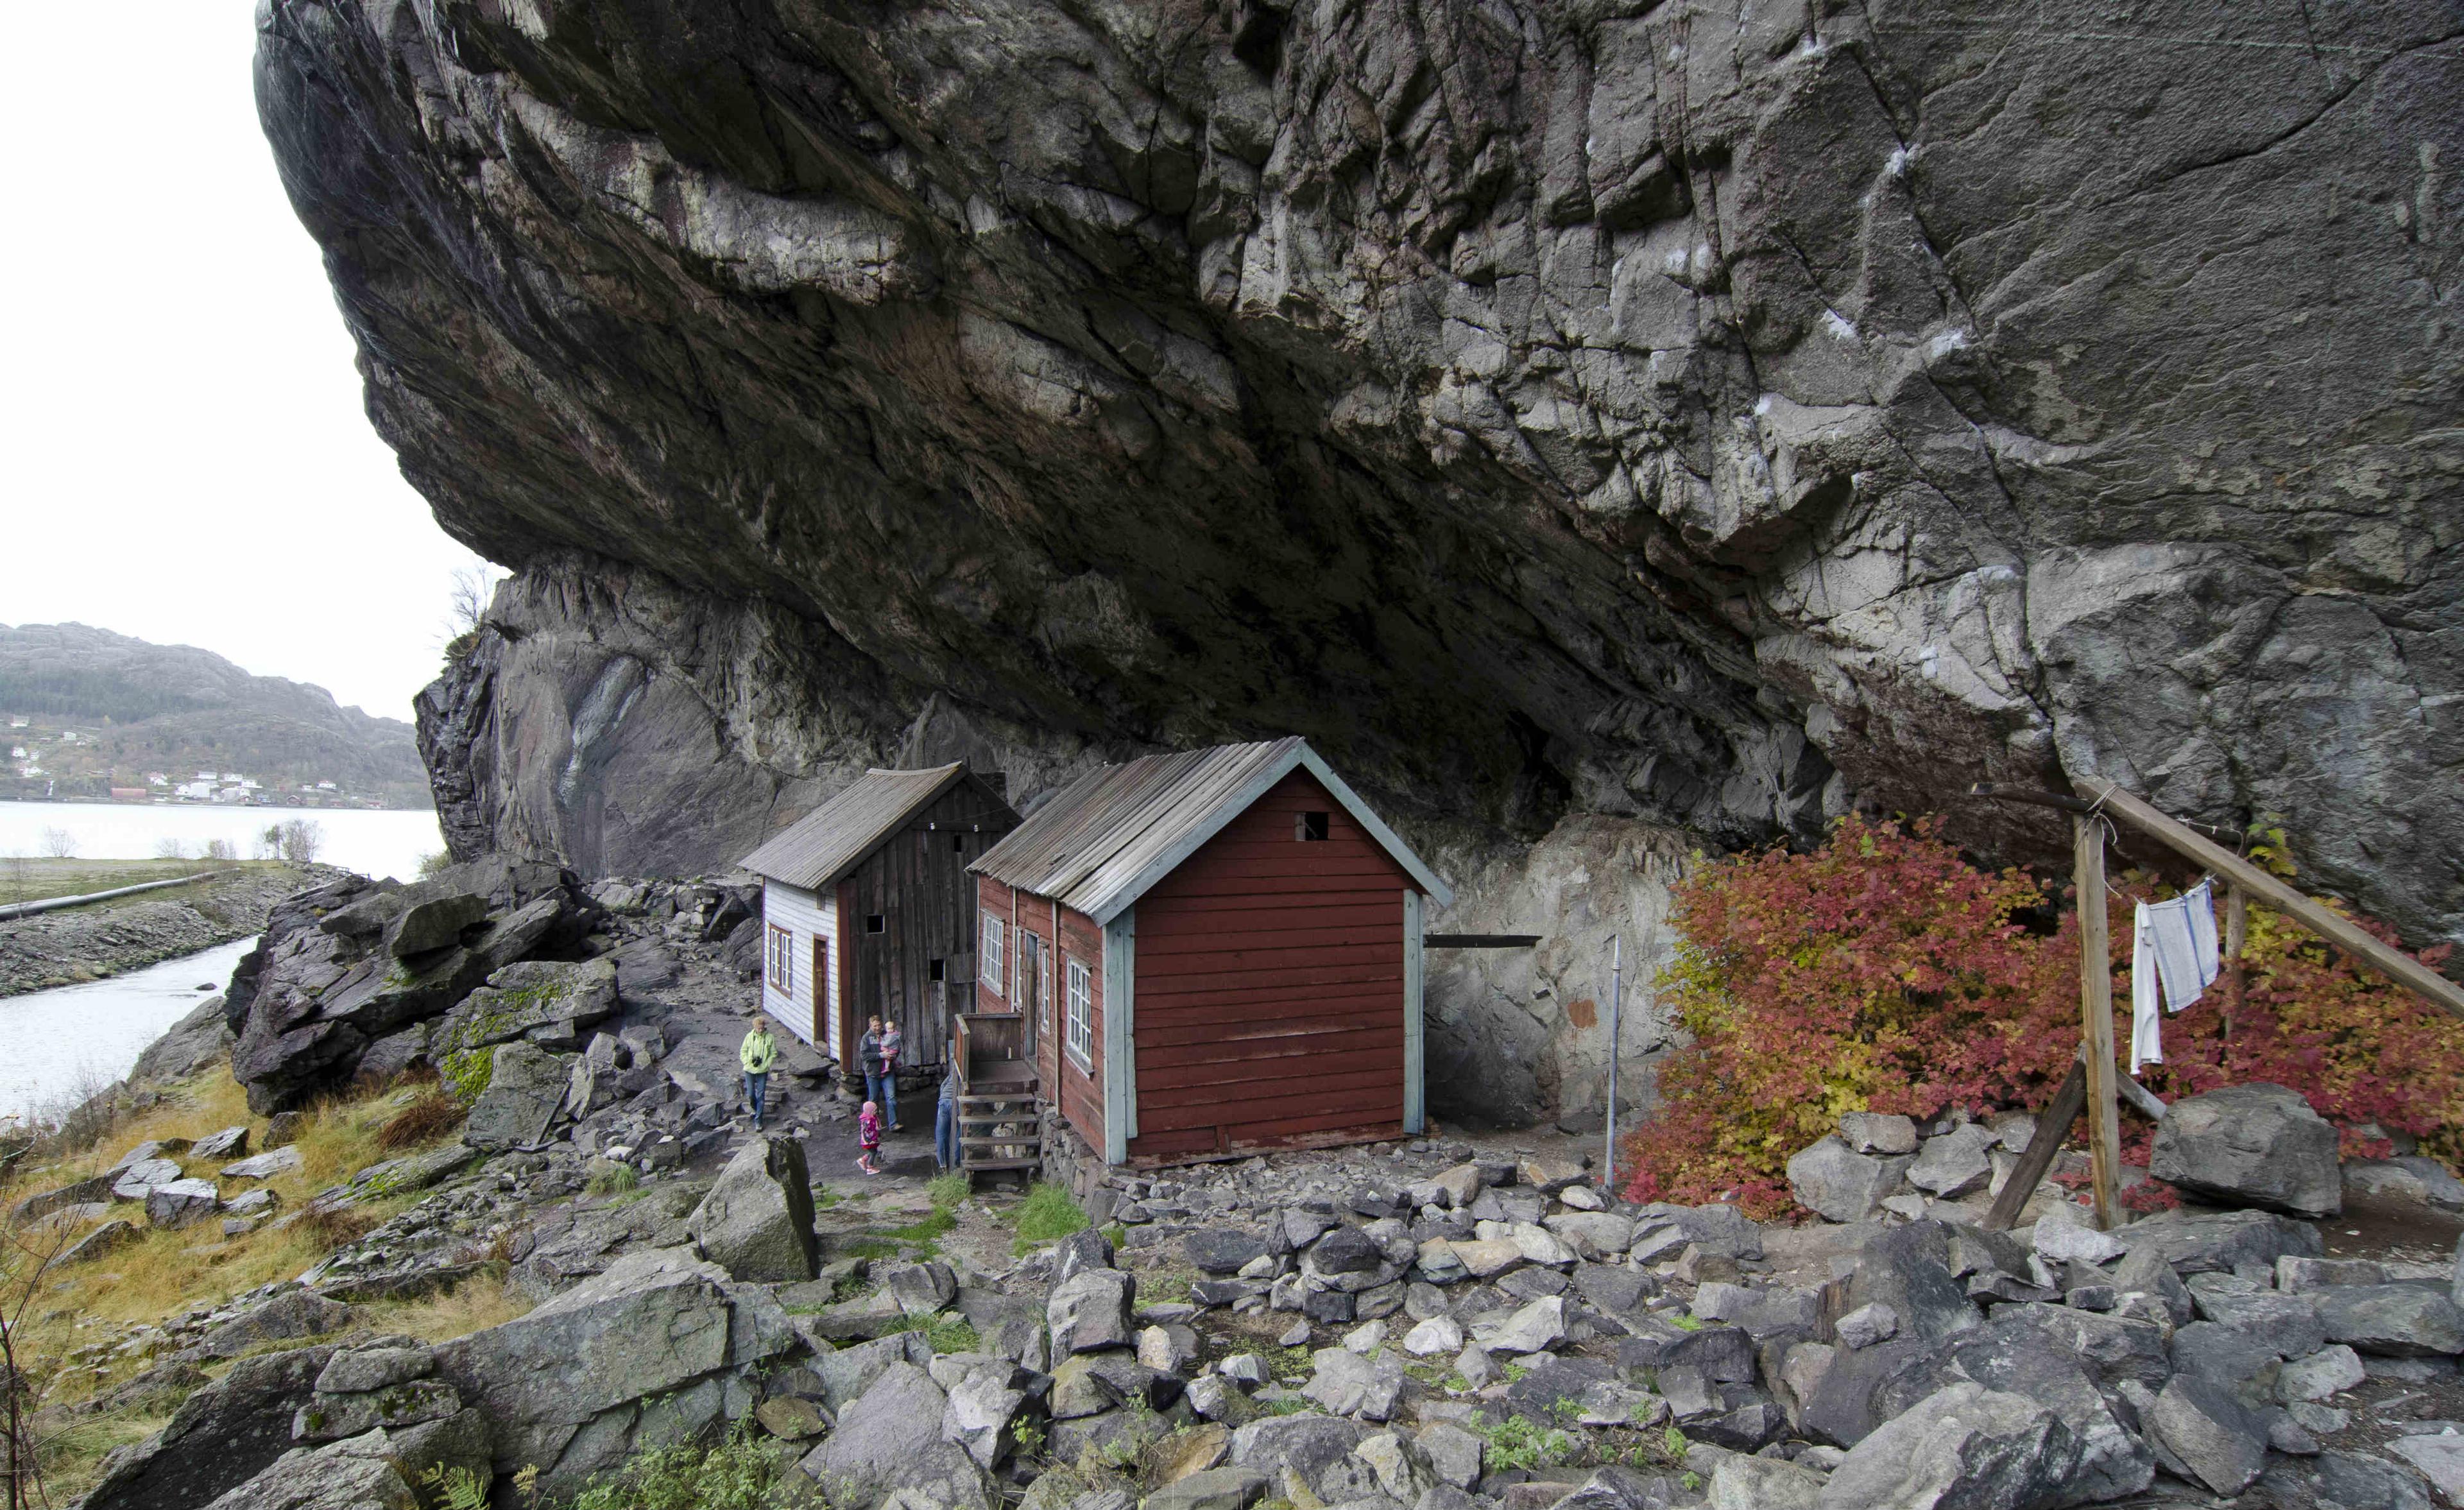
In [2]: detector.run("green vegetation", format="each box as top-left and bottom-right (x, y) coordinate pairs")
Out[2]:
(1478, 1414), (1579, 1471)
(441, 1047), (493, 1102)
(587, 1163), (642, 1197)
(566, 1422), (809, 1509)
(925, 1171), (970, 1208)
(1011, 1182), (1089, 1253)
(882, 1314), (981, 1353)
(835, 1236), (900, 1262)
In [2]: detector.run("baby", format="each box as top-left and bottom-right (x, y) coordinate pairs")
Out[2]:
(857, 1099), (884, 1176)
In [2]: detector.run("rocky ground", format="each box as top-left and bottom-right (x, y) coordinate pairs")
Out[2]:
(10, 868), (2464, 1509)
(0, 863), (340, 998)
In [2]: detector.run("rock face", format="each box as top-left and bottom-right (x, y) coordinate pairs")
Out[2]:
(255, 0), (2464, 990)
(2150, 1083), (2343, 1217)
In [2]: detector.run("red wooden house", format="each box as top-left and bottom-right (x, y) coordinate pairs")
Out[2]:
(964, 737), (1451, 1166)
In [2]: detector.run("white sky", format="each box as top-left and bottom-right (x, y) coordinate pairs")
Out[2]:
(1, 1), (493, 725)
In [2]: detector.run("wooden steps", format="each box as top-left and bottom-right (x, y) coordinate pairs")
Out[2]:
(955, 1077), (1039, 1180)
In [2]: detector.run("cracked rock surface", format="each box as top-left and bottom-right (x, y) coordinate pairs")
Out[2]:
(257, 0), (2464, 963)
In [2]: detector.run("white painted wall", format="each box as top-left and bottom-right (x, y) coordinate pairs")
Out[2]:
(760, 881), (840, 1054)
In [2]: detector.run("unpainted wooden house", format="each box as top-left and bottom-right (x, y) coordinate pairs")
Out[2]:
(963, 737), (1451, 1167)
(739, 764), (1018, 1068)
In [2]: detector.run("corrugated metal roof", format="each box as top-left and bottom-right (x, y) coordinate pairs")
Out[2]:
(971, 737), (1452, 922)
(739, 764), (976, 889)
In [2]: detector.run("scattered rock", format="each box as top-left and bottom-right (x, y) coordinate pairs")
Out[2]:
(222, 1145), (305, 1181)
(1835, 1303), (1898, 1351)
(145, 1178), (221, 1229)
(463, 1041), (571, 1152)
(1048, 1268), (1136, 1355)
(2314, 1285), (2464, 1358)
(196, 1292), (355, 1360)
(191, 1126), (250, 1160)
(1706, 1454), (1825, 1510)
(2386, 1433), (2464, 1508)
(1908, 1124), (1997, 1198)
(1819, 1382), (2080, 1510)
(1838, 1112), (1920, 1156)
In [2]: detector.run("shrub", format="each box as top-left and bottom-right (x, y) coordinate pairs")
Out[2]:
(1622, 812), (2463, 1216)
(566, 1422), (791, 1510)
(925, 1171), (970, 1209)
(373, 1091), (463, 1152)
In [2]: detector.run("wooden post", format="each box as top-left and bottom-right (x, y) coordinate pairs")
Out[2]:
(2075, 816), (2124, 1230)
(2222, 882), (2248, 1047)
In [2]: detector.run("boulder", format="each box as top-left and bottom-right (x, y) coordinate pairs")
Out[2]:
(1906, 1124), (1996, 1198)
(1048, 1268), (1136, 1354)
(195, 1292), (355, 1359)
(1403, 1316), (1463, 1356)
(2314, 1285), (2464, 1357)
(318, 1345), (436, 1394)
(941, 1369), (1027, 1468)
(191, 1126), (250, 1160)
(293, 1377), (463, 1441)
(15, 1171), (117, 1223)
(803, 1362), (989, 1510)
(384, 893), (488, 957)
(1838, 1111), (1920, 1156)
(60, 1219), (139, 1265)
(199, 1439), (421, 1510)
(2144, 1374), (2269, 1495)
(2194, 1289), (2327, 1359)
(432, 957), (619, 1068)
(1474, 1295), (1566, 1355)
(1418, 1421), (1484, 1489)
(2345, 1157), (2464, 1213)
(112, 1158), (184, 1201)
(1981, 1303), (2173, 1391)
(222, 1145), (305, 1181)
(1819, 1382), (2080, 1510)
(132, 994), (238, 1086)
(1187, 1229), (1270, 1274)
(1228, 1412), (1369, 1486)
(1706, 1454), (1824, 1510)
(1354, 1430), (1435, 1502)
(463, 1041), (572, 1151)
(2171, 1322), (2286, 1409)
(1051, 1227), (1116, 1285)
(2113, 1206), (2322, 1274)
(2279, 1343), (2367, 1402)
(1543, 1212), (1632, 1258)
(2030, 1200), (2125, 1265)
(1787, 1137), (1912, 1223)
(1835, 1303), (1899, 1350)
(2386, 1434), (2464, 1508)
(1843, 1222), (1980, 1345)
(435, 1248), (798, 1495)
(1301, 1347), (1406, 1420)
(687, 1135), (820, 1282)
(1145, 1467), (1269, 1510)
(80, 1344), (339, 1510)
(886, 1260), (959, 1317)
(145, 1178), (221, 1228)
(2150, 1082), (2342, 1217)
(1308, 1226), (1384, 1275)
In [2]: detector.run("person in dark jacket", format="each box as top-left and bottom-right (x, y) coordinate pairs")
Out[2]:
(934, 1060), (960, 1171)
(859, 1017), (900, 1132)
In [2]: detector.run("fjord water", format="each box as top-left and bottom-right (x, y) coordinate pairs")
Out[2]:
(0, 936), (259, 1120)
(0, 802), (443, 882)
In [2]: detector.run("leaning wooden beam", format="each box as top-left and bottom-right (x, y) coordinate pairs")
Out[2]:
(1983, 1055), (2088, 1231)
(2074, 778), (2464, 1021)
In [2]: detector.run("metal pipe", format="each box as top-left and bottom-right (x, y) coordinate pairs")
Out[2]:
(1605, 934), (1623, 1196)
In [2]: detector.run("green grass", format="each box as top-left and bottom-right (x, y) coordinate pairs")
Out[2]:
(882, 1314), (982, 1353)
(835, 1237), (900, 1262)
(1011, 1182), (1089, 1254)
(586, 1163), (641, 1197)
(565, 1421), (792, 1509)
(925, 1171), (970, 1208)
(885, 1208), (955, 1246)
(1480, 1414), (1578, 1471)
(1669, 1313), (1703, 1332)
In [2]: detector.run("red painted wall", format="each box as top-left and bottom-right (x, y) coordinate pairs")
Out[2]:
(1127, 769), (1411, 1160)
(973, 873), (1105, 1154)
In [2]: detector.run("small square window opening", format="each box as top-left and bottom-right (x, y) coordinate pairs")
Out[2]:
(929, 958), (946, 982)
(865, 914), (886, 933)
(1297, 811), (1330, 841)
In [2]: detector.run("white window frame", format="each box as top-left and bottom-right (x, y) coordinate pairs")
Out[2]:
(766, 923), (793, 997)
(980, 914), (1005, 998)
(1065, 958), (1093, 1072)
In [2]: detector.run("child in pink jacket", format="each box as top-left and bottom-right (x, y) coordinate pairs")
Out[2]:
(857, 1101), (884, 1176)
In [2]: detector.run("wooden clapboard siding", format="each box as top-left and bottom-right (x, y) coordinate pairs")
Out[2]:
(840, 782), (1011, 1069)
(760, 881), (835, 1051)
(1125, 769), (1410, 1160)
(975, 874), (1106, 1154)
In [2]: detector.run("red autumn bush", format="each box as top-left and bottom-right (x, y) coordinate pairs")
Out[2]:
(1622, 813), (2463, 1218)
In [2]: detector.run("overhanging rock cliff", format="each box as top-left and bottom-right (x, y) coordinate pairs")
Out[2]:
(261, 1), (2461, 976)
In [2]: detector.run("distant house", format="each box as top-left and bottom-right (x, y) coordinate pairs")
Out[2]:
(109, 787), (146, 802)
(966, 737), (1451, 1166)
(213, 785), (248, 804)
(196, 771), (216, 782)
(146, 773), (167, 786)
(316, 780), (337, 791)
(7, 717), (26, 729)
(175, 781), (214, 800)
(737, 764), (1019, 1065)
(7, 748), (22, 760)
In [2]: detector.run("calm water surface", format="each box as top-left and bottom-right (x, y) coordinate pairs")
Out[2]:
(0, 802), (443, 881)
(0, 936), (258, 1121)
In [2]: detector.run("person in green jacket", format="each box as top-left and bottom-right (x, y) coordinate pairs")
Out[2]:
(740, 1014), (781, 1129)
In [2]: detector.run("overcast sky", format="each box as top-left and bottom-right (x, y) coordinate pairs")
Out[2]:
(2, 1), (492, 725)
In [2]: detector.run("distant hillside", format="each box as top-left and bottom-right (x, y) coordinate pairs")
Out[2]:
(0, 624), (430, 807)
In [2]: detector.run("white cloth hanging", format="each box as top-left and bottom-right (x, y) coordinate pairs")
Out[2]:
(2129, 879), (2220, 1074)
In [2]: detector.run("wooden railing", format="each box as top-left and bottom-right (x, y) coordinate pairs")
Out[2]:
(953, 1012), (1025, 1093)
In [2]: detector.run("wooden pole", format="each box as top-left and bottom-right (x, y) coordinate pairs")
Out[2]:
(2221, 882), (2248, 1047)
(2074, 778), (2464, 1019)
(2075, 816), (2124, 1230)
